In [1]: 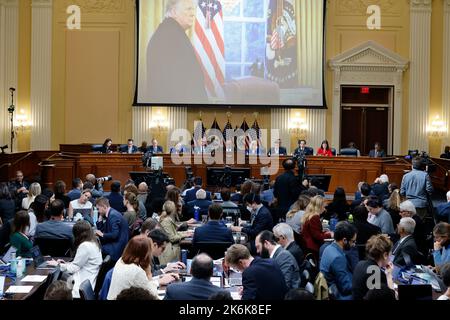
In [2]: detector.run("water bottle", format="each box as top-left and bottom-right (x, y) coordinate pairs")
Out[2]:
(194, 206), (200, 221)
(16, 258), (24, 278)
(93, 206), (99, 225)
(10, 252), (17, 274)
(348, 214), (354, 223)
(181, 249), (188, 266)
(330, 217), (338, 232)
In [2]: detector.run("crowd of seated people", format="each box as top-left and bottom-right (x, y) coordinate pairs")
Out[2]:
(2, 166), (450, 302)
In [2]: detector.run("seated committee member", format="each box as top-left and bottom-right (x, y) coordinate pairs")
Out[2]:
(148, 138), (163, 154)
(225, 244), (288, 300)
(10, 211), (33, 257)
(100, 138), (113, 154)
(107, 235), (159, 300)
(256, 231), (300, 289)
(169, 142), (188, 154)
(368, 142), (386, 158)
(347, 142), (361, 156)
(440, 146), (450, 159)
(352, 234), (395, 300)
(95, 197), (129, 262)
(320, 222), (357, 300)
(316, 140), (333, 157)
(35, 199), (73, 241)
(192, 204), (234, 245)
(138, 141), (148, 153)
(392, 217), (421, 266)
(48, 220), (102, 299)
(146, 0), (208, 104)
(268, 139), (287, 156)
(164, 254), (226, 300)
(293, 139), (314, 156)
(246, 140), (265, 156)
(121, 139), (138, 154)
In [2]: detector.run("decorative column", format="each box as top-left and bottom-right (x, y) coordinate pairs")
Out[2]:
(443, 0), (450, 149)
(132, 107), (152, 146)
(30, 0), (52, 150)
(331, 68), (341, 149)
(0, 0), (19, 150)
(306, 109), (326, 152)
(271, 108), (291, 154)
(408, 0), (432, 152)
(167, 106), (188, 147)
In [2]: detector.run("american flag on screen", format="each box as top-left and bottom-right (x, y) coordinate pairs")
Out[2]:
(193, 0), (225, 99)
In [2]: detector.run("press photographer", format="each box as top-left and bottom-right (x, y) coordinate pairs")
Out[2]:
(85, 174), (112, 199)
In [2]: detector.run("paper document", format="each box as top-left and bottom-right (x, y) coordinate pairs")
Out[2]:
(21, 275), (48, 283)
(6, 286), (33, 294)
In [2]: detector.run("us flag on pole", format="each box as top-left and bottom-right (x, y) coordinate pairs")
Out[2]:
(193, 0), (225, 99)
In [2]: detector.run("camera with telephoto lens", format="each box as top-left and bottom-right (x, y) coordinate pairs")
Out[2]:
(97, 175), (112, 184)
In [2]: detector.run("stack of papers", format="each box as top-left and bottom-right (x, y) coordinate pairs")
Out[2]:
(5, 286), (33, 294)
(21, 275), (47, 283)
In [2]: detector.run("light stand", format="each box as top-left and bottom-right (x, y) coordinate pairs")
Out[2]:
(7, 88), (16, 153)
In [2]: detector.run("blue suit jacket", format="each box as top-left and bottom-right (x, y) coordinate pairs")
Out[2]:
(368, 149), (386, 157)
(120, 145), (138, 154)
(149, 145), (164, 154)
(96, 208), (129, 262)
(187, 199), (213, 217)
(107, 192), (126, 213)
(192, 221), (234, 245)
(164, 277), (225, 300)
(242, 257), (288, 300)
(241, 206), (273, 239)
(184, 187), (212, 203)
(436, 202), (450, 222)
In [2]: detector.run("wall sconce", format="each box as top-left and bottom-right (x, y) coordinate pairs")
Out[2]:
(289, 112), (308, 139)
(149, 110), (168, 136)
(14, 109), (32, 132)
(427, 115), (447, 138)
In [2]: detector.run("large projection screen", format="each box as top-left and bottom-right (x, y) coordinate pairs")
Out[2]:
(135, 0), (326, 107)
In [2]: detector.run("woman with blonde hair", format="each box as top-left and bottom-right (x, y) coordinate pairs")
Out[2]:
(159, 200), (193, 264)
(286, 195), (310, 234)
(22, 182), (41, 210)
(301, 195), (333, 259)
(123, 192), (139, 227)
(385, 189), (401, 228)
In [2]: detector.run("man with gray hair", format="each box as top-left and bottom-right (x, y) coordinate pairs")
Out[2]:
(146, 0), (208, 104)
(187, 188), (212, 218)
(392, 217), (421, 266)
(399, 200), (427, 256)
(372, 174), (389, 201)
(273, 223), (304, 269)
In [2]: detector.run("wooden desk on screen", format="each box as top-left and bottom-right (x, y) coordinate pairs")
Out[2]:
(39, 153), (412, 193)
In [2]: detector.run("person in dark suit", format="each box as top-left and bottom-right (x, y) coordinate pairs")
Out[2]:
(193, 204), (234, 245)
(184, 177), (211, 203)
(95, 197), (129, 262)
(371, 174), (390, 201)
(273, 159), (304, 220)
(256, 231), (300, 289)
(106, 181), (126, 213)
(11, 170), (29, 205)
(246, 140), (265, 156)
(392, 217), (421, 266)
(164, 253), (226, 300)
(187, 189), (213, 218)
(231, 193), (273, 253)
(120, 139), (138, 154)
(293, 139), (314, 156)
(436, 191), (450, 223)
(225, 244), (288, 300)
(100, 138), (113, 154)
(399, 200), (427, 256)
(440, 146), (450, 159)
(368, 142), (386, 157)
(268, 139), (287, 156)
(0, 183), (16, 223)
(138, 141), (148, 153)
(146, 0), (208, 104)
(351, 205), (381, 260)
(273, 223), (304, 271)
(148, 138), (163, 154)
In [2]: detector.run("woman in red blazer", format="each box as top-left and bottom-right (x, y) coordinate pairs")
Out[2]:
(301, 195), (333, 260)
(316, 140), (333, 156)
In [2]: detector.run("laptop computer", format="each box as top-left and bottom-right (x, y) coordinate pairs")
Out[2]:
(29, 246), (54, 269)
(397, 284), (432, 300)
(0, 246), (17, 265)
